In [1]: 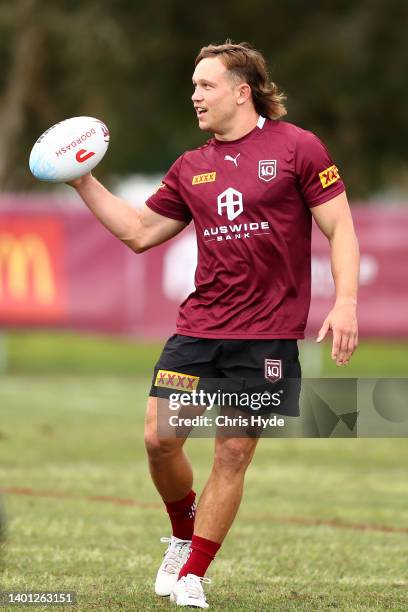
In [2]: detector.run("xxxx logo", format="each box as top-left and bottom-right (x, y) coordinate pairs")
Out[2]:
(319, 165), (340, 188)
(192, 172), (216, 185)
(155, 369), (200, 392)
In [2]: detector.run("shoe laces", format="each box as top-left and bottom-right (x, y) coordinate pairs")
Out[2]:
(160, 537), (191, 574)
(182, 573), (211, 600)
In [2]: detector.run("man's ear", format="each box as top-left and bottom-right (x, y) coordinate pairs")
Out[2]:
(237, 83), (251, 105)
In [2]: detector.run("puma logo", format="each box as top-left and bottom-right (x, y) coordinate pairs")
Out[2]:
(224, 153), (240, 167)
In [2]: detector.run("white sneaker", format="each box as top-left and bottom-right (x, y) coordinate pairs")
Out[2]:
(170, 573), (211, 608)
(154, 536), (192, 596)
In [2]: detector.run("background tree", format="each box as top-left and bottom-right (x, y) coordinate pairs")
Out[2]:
(0, 0), (407, 198)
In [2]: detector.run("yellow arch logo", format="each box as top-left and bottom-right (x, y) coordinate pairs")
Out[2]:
(0, 233), (55, 304)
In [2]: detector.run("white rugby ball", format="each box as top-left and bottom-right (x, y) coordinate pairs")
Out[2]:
(29, 116), (110, 182)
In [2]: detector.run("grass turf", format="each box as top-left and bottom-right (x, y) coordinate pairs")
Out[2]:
(2, 331), (408, 377)
(1, 375), (408, 611)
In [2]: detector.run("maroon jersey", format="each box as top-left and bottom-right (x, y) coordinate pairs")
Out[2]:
(146, 117), (345, 339)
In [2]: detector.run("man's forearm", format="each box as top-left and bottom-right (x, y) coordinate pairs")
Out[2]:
(73, 173), (140, 242)
(329, 223), (360, 304)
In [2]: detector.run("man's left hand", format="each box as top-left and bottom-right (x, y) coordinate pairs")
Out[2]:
(316, 299), (358, 366)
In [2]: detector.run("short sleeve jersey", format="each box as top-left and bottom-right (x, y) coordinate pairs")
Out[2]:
(146, 117), (345, 339)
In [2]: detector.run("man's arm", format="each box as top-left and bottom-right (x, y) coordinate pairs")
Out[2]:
(311, 191), (360, 366)
(69, 173), (187, 253)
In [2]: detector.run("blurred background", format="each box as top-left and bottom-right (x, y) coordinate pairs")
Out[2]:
(1, 2), (408, 607)
(0, 0), (407, 377)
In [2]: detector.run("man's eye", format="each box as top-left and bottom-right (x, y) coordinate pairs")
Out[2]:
(192, 83), (212, 91)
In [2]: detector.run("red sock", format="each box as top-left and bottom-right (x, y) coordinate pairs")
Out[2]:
(178, 535), (221, 579)
(164, 490), (196, 540)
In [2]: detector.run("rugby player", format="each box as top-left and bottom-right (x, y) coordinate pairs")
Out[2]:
(69, 41), (359, 608)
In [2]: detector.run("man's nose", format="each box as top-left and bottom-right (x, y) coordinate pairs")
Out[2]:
(192, 89), (203, 102)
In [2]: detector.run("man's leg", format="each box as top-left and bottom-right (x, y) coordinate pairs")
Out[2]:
(144, 396), (197, 539)
(144, 396), (196, 597)
(178, 435), (259, 579)
(144, 396), (192, 502)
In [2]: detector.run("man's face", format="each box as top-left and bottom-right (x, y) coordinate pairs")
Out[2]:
(191, 57), (243, 136)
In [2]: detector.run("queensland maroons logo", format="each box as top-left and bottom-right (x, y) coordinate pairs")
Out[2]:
(259, 160), (277, 182)
(265, 359), (282, 383)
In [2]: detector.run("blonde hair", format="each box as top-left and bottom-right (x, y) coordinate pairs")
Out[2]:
(195, 41), (287, 120)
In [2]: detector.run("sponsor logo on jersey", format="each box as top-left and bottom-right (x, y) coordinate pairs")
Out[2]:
(192, 172), (216, 185)
(259, 160), (277, 182)
(319, 165), (340, 188)
(224, 153), (240, 167)
(203, 220), (270, 241)
(155, 369), (200, 392)
(264, 359), (282, 383)
(217, 187), (243, 221)
(202, 188), (271, 243)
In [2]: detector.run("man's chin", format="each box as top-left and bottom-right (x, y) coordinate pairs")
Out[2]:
(197, 118), (212, 132)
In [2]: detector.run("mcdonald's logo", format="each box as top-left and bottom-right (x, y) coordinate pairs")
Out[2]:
(0, 234), (55, 304)
(0, 217), (66, 322)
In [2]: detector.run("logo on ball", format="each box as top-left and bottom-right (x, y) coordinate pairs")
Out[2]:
(75, 149), (95, 163)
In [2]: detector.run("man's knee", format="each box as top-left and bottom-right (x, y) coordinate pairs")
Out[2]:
(213, 438), (258, 474)
(144, 397), (185, 459)
(144, 427), (181, 458)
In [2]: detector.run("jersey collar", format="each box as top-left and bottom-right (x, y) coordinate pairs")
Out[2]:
(212, 116), (267, 147)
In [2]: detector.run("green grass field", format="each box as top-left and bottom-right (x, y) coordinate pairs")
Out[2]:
(0, 335), (407, 610)
(2, 331), (408, 377)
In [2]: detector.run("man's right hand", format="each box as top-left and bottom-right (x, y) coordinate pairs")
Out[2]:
(66, 172), (93, 189)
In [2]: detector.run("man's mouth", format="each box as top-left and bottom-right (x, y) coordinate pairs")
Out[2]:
(196, 107), (207, 117)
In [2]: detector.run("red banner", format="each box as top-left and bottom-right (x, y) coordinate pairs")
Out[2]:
(0, 197), (407, 338)
(309, 207), (408, 337)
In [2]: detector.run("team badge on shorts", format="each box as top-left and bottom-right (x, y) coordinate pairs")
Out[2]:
(264, 359), (282, 383)
(258, 160), (277, 182)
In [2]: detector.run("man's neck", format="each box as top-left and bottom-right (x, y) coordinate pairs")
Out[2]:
(214, 111), (261, 142)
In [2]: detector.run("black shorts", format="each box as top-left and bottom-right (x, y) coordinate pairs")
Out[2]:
(149, 335), (301, 416)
